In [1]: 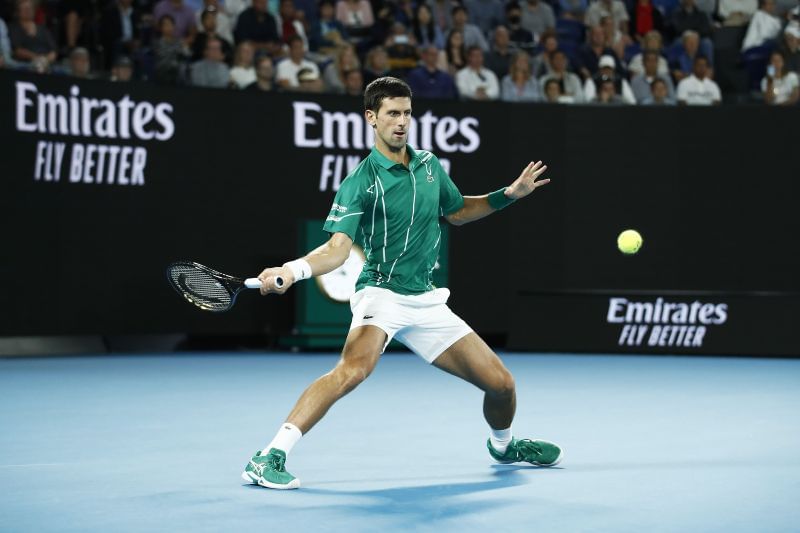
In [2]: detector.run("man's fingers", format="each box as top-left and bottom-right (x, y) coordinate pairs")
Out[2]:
(534, 178), (551, 188)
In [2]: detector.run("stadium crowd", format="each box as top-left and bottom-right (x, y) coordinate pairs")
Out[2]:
(0, 0), (798, 104)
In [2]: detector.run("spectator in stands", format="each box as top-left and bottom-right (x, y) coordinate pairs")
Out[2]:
(628, 30), (669, 76)
(195, 0), (234, 44)
(154, 0), (197, 42)
(68, 46), (92, 78)
(505, 2), (535, 52)
(362, 45), (392, 84)
(277, 34), (320, 87)
(600, 13), (629, 59)
(583, 53), (635, 102)
(560, 0), (589, 21)
(671, 30), (705, 82)
(718, 0), (758, 26)
(451, 5), (489, 51)
(406, 44), (459, 98)
(779, 23), (800, 73)
(296, 65), (325, 91)
(541, 49), (586, 101)
(501, 50), (541, 101)
(485, 26), (515, 79)
(631, 50), (676, 101)
(276, 0), (309, 48)
(741, 0), (782, 50)
(585, 0), (630, 37)
(191, 37), (231, 87)
(310, 0), (347, 55)
(336, 0), (374, 43)
(57, 0), (90, 54)
(234, 0), (281, 55)
(193, 7), (233, 62)
(531, 29), (558, 77)
(629, 0), (666, 43)
(323, 42), (360, 92)
(642, 77), (677, 103)
(155, 14), (190, 84)
(592, 77), (626, 103)
(0, 16), (11, 67)
(676, 55), (721, 103)
(245, 54), (275, 90)
(412, 4), (445, 50)
(670, 0), (712, 41)
(465, 0), (504, 35)
(110, 55), (134, 81)
(100, 0), (141, 70)
(762, 50), (800, 104)
(444, 29), (467, 74)
(384, 22), (418, 74)
(430, 0), (457, 35)
(343, 67), (364, 95)
(8, 0), (56, 70)
(577, 24), (617, 80)
(230, 41), (257, 87)
(456, 45), (500, 99)
(226, 0), (251, 22)
(521, 0), (556, 40)
(543, 77), (564, 101)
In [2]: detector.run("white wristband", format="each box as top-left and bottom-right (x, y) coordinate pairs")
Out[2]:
(284, 259), (312, 281)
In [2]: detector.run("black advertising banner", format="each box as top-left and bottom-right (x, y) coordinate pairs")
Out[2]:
(1, 70), (799, 356)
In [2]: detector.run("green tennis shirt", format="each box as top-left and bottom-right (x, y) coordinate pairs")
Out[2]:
(323, 145), (464, 295)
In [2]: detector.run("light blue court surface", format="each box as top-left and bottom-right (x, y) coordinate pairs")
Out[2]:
(1, 353), (799, 533)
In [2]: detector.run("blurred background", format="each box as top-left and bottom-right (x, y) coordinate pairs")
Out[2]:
(1, 0), (798, 356)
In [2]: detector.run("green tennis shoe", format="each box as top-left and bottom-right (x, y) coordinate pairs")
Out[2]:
(241, 449), (301, 489)
(487, 437), (563, 466)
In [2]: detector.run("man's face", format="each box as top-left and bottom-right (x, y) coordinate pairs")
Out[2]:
(693, 58), (707, 78)
(422, 46), (438, 68)
(320, 2), (333, 19)
(763, 0), (775, 14)
(289, 39), (304, 61)
(453, 9), (467, 26)
(684, 34), (699, 55)
(280, 0), (294, 17)
(367, 97), (412, 153)
(552, 52), (566, 72)
(202, 12), (217, 31)
(113, 64), (133, 81)
(590, 26), (604, 46)
(71, 54), (90, 77)
(253, 0), (267, 13)
(256, 58), (274, 80)
(467, 48), (483, 69)
(545, 81), (560, 101)
(494, 26), (510, 48)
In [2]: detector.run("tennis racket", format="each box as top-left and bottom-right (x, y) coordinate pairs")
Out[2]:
(166, 261), (284, 312)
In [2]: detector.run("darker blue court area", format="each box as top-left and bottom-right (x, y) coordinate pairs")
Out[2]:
(1, 353), (799, 532)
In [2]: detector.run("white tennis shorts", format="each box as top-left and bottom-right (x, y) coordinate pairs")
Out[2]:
(349, 286), (473, 363)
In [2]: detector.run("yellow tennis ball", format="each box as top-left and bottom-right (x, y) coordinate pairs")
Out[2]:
(617, 229), (643, 254)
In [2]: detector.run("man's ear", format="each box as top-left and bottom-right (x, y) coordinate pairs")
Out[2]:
(365, 109), (377, 128)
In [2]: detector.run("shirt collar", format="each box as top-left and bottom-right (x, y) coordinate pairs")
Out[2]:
(370, 144), (420, 170)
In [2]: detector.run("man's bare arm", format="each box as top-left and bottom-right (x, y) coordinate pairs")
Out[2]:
(445, 161), (550, 226)
(257, 232), (353, 294)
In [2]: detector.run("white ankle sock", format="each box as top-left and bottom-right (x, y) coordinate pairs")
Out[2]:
(263, 422), (303, 456)
(489, 427), (513, 453)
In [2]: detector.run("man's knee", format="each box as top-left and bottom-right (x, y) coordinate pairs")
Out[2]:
(488, 369), (515, 398)
(333, 351), (378, 394)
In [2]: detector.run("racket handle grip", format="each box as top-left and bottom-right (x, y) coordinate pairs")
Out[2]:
(245, 277), (285, 289)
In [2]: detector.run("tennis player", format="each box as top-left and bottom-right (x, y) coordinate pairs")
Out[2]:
(244, 77), (561, 489)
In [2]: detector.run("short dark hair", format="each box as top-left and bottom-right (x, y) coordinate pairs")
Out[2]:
(287, 34), (304, 46)
(452, 5), (467, 16)
(506, 1), (521, 12)
(364, 76), (412, 112)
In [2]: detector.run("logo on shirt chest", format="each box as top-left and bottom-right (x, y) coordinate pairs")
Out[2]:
(427, 173), (434, 183)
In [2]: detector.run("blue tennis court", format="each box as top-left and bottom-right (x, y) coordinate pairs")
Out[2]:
(2, 352), (798, 532)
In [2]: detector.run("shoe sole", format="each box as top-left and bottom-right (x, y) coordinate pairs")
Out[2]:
(257, 477), (301, 490)
(241, 471), (259, 484)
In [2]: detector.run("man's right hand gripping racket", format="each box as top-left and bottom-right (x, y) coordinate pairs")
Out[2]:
(166, 261), (283, 312)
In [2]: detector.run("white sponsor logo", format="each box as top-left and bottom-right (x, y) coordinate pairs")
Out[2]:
(607, 297), (728, 348)
(292, 101), (480, 191)
(15, 81), (176, 187)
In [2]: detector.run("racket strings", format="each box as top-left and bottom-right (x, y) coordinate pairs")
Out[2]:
(168, 265), (233, 311)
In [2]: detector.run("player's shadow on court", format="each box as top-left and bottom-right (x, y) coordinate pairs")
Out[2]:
(295, 465), (550, 520)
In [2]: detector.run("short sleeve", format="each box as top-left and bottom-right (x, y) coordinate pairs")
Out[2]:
(436, 157), (464, 216)
(322, 174), (366, 241)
